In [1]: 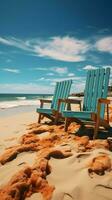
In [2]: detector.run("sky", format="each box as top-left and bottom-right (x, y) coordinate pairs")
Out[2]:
(0, 0), (112, 94)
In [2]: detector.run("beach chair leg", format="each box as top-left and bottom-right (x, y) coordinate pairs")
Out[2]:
(100, 119), (110, 130)
(93, 117), (100, 139)
(54, 113), (59, 124)
(64, 118), (70, 132)
(38, 113), (42, 123)
(79, 102), (81, 111)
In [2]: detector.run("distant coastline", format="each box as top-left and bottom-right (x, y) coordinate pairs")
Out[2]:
(71, 86), (112, 97)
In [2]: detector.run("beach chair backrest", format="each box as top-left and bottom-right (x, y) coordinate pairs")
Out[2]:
(83, 68), (110, 118)
(51, 80), (72, 112)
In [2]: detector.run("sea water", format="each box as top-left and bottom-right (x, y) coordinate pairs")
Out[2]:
(0, 93), (52, 109)
(0, 93), (53, 117)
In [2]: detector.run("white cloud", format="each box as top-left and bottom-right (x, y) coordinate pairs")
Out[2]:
(3, 68), (20, 73)
(0, 36), (90, 62)
(50, 76), (84, 83)
(32, 66), (68, 75)
(0, 83), (54, 93)
(83, 65), (97, 70)
(1, 35), (112, 63)
(0, 37), (32, 51)
(0, 76), (86, 93)
(0, 37), (13, 45)
(95, 36), (112, 53)
(39, 77), (45, 80)
(68, 73), (75, 77)
(47, 73), (54, 76)
(35, 36), (90, 62)
(33, 67), (48, 71)
(52, 67), (68, 74)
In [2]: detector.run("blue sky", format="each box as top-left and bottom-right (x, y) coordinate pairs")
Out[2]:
(0, 0), (112, 93)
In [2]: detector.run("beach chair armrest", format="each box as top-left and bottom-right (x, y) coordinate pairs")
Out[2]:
(58, 98), (81, 104)
(91, 98), (110, 129)
(98, 98), (110, 104)
(57, 98), (82, 111)
(39, 99), (52, 103)
(64, 98), (82, 104)
(96, 98), (110, 122)
(39, 99), (52, 108)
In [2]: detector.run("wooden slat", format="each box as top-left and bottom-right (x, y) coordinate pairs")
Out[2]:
(60, 80), (72, 112)
(96, 68), (105, 118)
(100, 68), (110, 118)
(51, 82), (58, 109)
(102, 68), (110, 98)
(60, 80), (72, 111)
(83, 70), (91, 111)
(51, 80), (72, 111)
(52, 82), (61, 110)
(59, 81), (66, 110)
(56, 81), (62, 109)
(59, 81), (66, 111)
(91, 69), (104, 112)
(86, 70), (95, 110)
(97, 68), (105, 97)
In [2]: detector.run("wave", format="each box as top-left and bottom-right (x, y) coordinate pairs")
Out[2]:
(0, 99), (40, 109)
(16, 97), (26, 100)
(0, 97), (52, 109)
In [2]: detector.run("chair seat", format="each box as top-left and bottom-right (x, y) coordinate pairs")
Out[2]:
(62, 111), (92, 120)
(36, 108), (52, 115)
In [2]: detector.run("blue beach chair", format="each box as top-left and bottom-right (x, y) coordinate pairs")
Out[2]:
(36, 80), (73, 123)
(62, 68), (111, 139)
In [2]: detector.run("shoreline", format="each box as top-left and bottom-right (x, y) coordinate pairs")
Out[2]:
(0, 105), (38, 118)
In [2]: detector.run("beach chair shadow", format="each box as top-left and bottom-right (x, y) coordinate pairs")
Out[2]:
(74, 124), (112, 140)
(36, 80), (72, 124)
(62, 68), (111, 139)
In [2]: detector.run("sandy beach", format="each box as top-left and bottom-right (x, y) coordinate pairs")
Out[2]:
(0, 105), (112, 200)
(0, 0), (111, 198)
(0, 108), (38, 153)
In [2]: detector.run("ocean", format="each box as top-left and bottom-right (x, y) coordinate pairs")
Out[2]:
(0, 93), (53, 117)
(0, 93), (52, 109)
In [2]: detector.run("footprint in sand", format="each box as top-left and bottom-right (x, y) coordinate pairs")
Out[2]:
(94, 184), (112, 200)
(68, 152), (91, 165)
(52, 186), (80, 200)
(76, 153), (91, 162)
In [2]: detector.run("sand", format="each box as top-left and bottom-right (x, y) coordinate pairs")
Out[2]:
(0, 111), (38, 188)
(48, 149), (112, 200)
(0, 105), (112, 200)
(0, 111), (37, 154)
